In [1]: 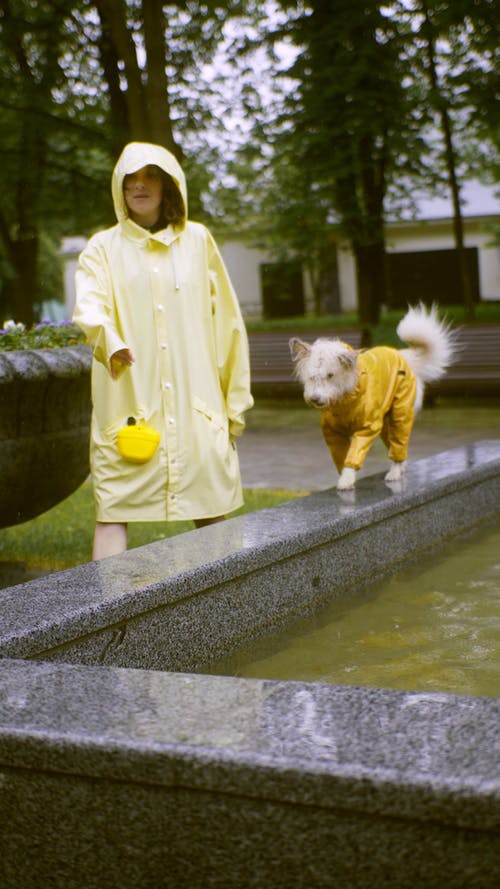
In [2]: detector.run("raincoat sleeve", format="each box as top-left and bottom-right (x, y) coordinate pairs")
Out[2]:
(73, 236), (128, 376)
(207, 230), (254, 436)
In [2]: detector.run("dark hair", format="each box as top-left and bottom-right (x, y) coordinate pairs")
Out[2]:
(123, 165), (185, 232)
(155, 171), (185, 230)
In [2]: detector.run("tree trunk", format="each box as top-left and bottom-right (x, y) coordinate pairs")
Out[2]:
(95, 0), (150, 140)
(353, 242), (385, 329)
(143, 0), (179, 154)
(421, 0), (475, 321)
(303, 261), (322, 316)
(0, 130), (45, 327)
(9, 237), (39, 328)
(96, 0), (182, 157)
(0, 0), (62, 326)
(335, 138), (388, 327)
(97, 16), (130, 154)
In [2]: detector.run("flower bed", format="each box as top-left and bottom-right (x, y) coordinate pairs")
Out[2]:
(0, 319), (87, 351)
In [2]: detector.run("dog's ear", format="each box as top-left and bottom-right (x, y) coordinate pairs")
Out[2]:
(289, 337), (311, 362)
(338, 349), (357, 370)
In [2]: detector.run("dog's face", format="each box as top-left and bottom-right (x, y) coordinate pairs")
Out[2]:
(290, 337), (358, 408)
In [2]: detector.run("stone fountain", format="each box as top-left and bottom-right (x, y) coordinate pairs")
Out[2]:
(0, 346), (91, 528)
(0, 442), (499, 887)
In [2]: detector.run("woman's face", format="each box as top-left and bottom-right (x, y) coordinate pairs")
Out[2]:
(123, 165), (163, 227)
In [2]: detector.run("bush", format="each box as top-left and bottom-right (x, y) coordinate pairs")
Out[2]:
(0, 319), (87, 351)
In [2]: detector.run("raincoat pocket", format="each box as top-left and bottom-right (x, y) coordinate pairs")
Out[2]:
(117, 417), (160, 464)
(192, 396), (227, 432)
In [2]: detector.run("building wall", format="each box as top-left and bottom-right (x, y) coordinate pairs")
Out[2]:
(336, 242), (358, 313)
(220, 217), (499, 318)
(60, 215), (499, 323)
(219, 240), (316, 319)
(218, 241), (270, 319)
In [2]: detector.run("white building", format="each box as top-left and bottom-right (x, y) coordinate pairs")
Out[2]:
(220, 180), (500, 318)
(62, 181), (500, 320)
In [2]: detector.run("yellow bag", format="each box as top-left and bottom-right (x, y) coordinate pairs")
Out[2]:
(117, 417), (160, 464)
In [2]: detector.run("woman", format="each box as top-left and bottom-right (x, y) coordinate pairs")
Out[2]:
(74, 141), (253, 559)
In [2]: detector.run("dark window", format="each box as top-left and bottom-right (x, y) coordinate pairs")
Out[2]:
(387, 248), (480, 307)
(260, 262), (305, 318)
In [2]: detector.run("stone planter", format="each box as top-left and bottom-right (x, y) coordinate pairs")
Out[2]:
(0, 346), (92, 529)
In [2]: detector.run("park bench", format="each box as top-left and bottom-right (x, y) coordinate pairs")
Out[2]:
(248, 328), (363, 396)
(248, 323), (500, 398)
(431, 324), (500, 397)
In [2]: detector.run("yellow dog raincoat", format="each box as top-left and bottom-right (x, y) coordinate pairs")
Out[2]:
(320, 346), (417, 472)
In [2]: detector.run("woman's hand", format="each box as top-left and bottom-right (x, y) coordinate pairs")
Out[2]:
(110, 348), (135, 379)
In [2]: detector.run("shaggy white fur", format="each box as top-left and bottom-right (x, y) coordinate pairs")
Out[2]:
(290, 303), (455, 490)
(397, 303), (455, 409)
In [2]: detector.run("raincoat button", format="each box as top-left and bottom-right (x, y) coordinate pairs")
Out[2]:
(157, 304), (164, 311)
(161, 343), (167, 349)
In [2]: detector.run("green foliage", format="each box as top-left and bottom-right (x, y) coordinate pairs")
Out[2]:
(0, 0), (116, 323)
(0, 0), (263, 319)
(216, 0), (499, 322)
(0, 320), (87, 351)
(404, 0), (500, 180)
(0, 479), (304, 572)
(1, 0), (498, 326)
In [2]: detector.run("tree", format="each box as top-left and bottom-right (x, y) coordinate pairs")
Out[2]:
(2, 0), (496, 325)
(0, 0), (115, 324)
(229, 0), (422, 325)
(219, 0), (498, 324)
(90, 0), (250, 217)
(0, 0), (248, 323)
(420, 0), (476, 319)
(94, 0), (179, 154)
(1, 0), (71, 324)
(404, 0), (498, 321)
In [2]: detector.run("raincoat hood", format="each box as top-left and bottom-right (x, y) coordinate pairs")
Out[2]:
(111, 141), (187, 226)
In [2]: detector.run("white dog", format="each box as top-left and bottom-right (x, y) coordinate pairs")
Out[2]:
(290, 304), (455, 490)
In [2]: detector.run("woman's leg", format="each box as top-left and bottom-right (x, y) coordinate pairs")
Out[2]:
(194, 516), (225, 528)
(92, 522), (128, 559)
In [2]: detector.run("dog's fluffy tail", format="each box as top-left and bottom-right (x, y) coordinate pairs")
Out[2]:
(397, 303), (455, 383)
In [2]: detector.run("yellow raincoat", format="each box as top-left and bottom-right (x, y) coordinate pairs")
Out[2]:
(73, 142), (253, 522)
(320, 346), (417, 471)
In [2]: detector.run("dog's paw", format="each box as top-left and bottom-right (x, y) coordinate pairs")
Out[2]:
(337, 488), (356, 508)
(337, 467), (357, 490)
(384, 460), (406, 482)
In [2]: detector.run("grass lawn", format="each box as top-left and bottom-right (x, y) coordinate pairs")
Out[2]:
(0, 479), (305, 573)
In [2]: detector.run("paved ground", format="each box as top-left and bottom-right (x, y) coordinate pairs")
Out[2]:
(237, 396), (500, 491)
(1, 394), (498, 589)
